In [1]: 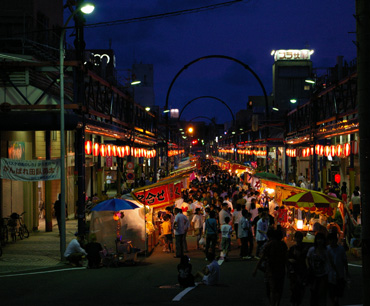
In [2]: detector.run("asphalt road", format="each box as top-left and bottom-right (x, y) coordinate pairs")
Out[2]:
(0, 243), (364, 306)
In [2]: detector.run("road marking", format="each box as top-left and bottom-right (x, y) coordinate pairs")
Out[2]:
(0, 267), (85, 278)
(348, 263), (362, 268)
(172, 283), (199, 301)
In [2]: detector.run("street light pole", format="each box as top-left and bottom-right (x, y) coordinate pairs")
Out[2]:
(59, 2), (94, 261)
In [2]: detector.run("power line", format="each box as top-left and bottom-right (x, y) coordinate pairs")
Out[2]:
(84, 0), (245, 29)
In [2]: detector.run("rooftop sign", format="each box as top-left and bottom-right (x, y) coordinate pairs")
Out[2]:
(271, 49), (314, 61)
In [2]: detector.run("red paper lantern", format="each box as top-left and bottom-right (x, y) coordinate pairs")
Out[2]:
(106, 144), (112, 156)
(330, 145), (336, 157)
(124, 145), (129, 156)
(344, 143), (351, 157)
(352, 141), (359, 155)
(85, 140), (92, 155)
(117, 146), (123, 158)
(310, 147), (314, 156)
(93, 143), (100, 156)
(112, 145), (117, 157)
(324, 146), (330, 157)
(334, 173), (341, 184)
(100, 144), (106, 157)
(336, 144), (342, 157)
(315, 144), (320, 155)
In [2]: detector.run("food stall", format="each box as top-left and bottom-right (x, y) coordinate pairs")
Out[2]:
(131, 168), (193, 253)
(251, 176), (341, 243)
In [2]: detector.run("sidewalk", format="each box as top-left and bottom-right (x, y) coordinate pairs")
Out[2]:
(0, 219), (78, 274)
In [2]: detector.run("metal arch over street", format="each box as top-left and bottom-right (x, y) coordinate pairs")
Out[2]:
(165, 54), (269, 118)
(189, 115), (218, 126)
(164, 54), (270, 175)
(178, 96), (235, 124)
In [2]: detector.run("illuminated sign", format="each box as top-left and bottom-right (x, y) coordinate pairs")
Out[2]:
(272, 49), (314, 61)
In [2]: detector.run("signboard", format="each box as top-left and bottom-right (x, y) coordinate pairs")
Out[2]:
(0, 158), (61, 181)
(273, 49), (313, 61)
(126, 171), (135, 184)
(126, 162), (134, 170)
(133, 181), (183, 208)
(106, 156), (113, 168)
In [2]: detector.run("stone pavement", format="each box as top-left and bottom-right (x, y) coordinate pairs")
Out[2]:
(0, 219), (78, 274)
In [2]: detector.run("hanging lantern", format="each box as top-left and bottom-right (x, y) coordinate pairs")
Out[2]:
(117, 146), (123, 158)
(93, 143), (100, 156)
(144, 149), (147, 158)
(292, 149), (297, 157)
(113, 212), (120, 221)
(106, 144), (112, 156)
(85, 140), (92, 155)
(336, 144), (343, 157)
(125, 145), (130, 156)
(140, 148), (144, 157)
(302, 148), (307, 157)
(324, 146), (330, 157)
(330, 145), (336, 157)
(310, 147), (314, 156)
(334, 173), (341, 184)
(319, 145), (324, 156)
(344, 143), (351, 157)
(315, 144), (320, 155)
(100, 144), (106, 157)
(112, 145), (117, 157)
(352, 141), (359, 155)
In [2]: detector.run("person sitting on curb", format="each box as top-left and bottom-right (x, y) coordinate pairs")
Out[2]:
(64, 235), (87, 267)
(194, 252), (220, 286)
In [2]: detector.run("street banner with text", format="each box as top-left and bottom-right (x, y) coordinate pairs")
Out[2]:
(0, 158), (61, 181)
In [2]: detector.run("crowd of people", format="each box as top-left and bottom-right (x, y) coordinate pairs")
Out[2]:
(157, 158), (350, 305)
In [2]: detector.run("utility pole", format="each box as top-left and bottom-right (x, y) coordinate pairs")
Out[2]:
(356, 0), (370, 304)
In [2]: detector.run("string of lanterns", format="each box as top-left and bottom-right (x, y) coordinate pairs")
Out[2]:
(286, 142), (358, 158)
(84, 141), (156, 158)
(168, 149), (185, 157)
(219, 148), (267, 156)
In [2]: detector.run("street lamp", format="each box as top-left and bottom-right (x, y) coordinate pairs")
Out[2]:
(59, 2), (94, 261)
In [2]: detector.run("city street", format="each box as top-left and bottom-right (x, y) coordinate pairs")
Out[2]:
(0, 221), (363, 306)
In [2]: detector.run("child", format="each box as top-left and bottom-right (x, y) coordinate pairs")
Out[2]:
(220, 216), (232, 260)
(161, 214), (173, 253)
(194, 252), (220, 286)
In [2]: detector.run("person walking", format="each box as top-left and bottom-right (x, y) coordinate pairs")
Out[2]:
(191, 208), (204, 250)
(327, 232), (349, 306)
(306, 232), (330, 306)
(253, 228), (288, 306)
(256, 212), (269, 258)
(204, 210), (218, 258)
(173, 208), (188, 258)
(238, 209), (251, 260)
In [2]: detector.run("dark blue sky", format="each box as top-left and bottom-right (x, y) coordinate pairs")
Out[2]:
(76, 0), (356, 124)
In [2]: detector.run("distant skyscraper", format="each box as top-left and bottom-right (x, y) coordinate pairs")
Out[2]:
(131, 63), (155, 107)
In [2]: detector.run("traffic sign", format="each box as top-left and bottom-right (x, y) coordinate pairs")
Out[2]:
(126, 162), (134, 170)
(126, 172), (135, 181)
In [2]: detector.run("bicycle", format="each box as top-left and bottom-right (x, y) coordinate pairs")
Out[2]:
(0, 217), (8, 246)
(8, 212), (30, 241)
(17, 212), (30, 238)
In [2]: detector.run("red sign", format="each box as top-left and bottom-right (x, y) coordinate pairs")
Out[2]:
(106, 156), (113, 168)
(133, 181), (183, 207)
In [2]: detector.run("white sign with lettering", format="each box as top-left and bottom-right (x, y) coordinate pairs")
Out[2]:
(273, 49), (313, 61)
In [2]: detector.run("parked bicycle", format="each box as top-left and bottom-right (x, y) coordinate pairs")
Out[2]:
(8, 212), (30, 242)
(0, 217), (9, 246)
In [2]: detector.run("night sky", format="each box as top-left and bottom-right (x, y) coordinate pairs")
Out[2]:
(74, 0), (356, 124)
